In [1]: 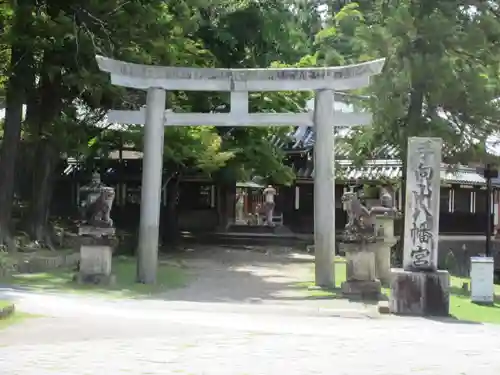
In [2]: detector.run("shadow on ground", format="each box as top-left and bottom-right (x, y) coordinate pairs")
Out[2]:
(0, 245), (382, 314)
(149, 245), (375, 313)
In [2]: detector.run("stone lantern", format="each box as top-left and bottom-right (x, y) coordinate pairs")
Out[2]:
(370, 186), (400, 285)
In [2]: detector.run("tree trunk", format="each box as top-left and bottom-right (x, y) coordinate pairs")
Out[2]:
(217, 184), (228, 229)
(163, 177), (180, 246)
(0, 57), (24, 250)
(217, 183), (236, 230)
(395, 74), (425, 266)
(0, 0), (35, 250)
(25, 49), (63, 249)
(27, 140), (59, 248)
(394, 162), (407, 267)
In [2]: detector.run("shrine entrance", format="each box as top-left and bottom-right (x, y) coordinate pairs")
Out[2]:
(95, 55), (385, 286)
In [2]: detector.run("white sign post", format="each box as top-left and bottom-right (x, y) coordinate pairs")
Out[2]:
(470, 256), (494, 304)
(95, 56), (385, 285)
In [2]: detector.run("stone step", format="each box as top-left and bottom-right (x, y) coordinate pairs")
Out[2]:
(180, 232), (311, 247)
(227, 224), (277, 234)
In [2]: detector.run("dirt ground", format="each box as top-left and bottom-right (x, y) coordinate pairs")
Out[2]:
(158, 244), (377, 314)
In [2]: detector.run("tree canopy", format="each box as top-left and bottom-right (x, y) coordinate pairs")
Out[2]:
(1, 0), (500, 251)
(337, 1), (500, 164)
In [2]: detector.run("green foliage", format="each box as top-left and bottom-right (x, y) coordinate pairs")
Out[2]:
(2, 0), (500, 217)
(342, 0), (500, 164)
(0, 247), (14, 274)
(0, 0), (322, 191)
(0, 1), (12, 81)
(124, 125), (235, 175)
(315, 3), (369, 65)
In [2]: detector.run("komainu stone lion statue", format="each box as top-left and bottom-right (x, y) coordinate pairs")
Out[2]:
(83, 187), (115, 228)
(79, 173), (115, 229)
(341, 191), (375, 242)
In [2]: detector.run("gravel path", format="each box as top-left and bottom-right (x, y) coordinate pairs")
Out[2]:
(158, 246), (369, 311)
(0, 246), (499, 374)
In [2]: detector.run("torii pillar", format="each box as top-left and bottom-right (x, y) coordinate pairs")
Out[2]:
(95, 56), (385, 285)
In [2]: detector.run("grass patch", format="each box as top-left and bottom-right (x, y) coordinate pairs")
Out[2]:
(447, 275), (500, 324)
(298, 259), (500, 324)
(10, 248), (75, 257)
(0, 311), (39, 330)
(295, 261), (347, 298)
(0, 257), (188, 298)
(0, 300), (40, 330)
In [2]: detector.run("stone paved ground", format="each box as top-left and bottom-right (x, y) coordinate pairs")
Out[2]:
(1, 245), (500, 374)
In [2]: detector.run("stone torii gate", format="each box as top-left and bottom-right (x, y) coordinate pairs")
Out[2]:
(95, 56), (385, 285)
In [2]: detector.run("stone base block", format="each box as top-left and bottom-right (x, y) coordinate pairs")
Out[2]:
(341, 279), (381, 300)
(74, 272), (116, 286)
(373, 242), (392, 286)
(78, 225), (115, 237)
(389, 268), (450, 316)
(378, 301), (390, 314)
(344, 245), (377, 281)
(80, 245), (112, 276)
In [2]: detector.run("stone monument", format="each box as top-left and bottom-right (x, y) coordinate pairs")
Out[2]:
(75, 172), (117, 285)
(340, 191), (381, 300)
(371, 186), (400, 285)
(389, 137), (450, 316)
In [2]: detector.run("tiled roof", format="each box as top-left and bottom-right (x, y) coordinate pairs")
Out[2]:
(336, 160), (401, 181)
(286, 127), (401, 159)
(442, 169), (488, 186)
(284, 118), (497, 186)
(295, 159), (495, 186)
(335, 141), (399, 159)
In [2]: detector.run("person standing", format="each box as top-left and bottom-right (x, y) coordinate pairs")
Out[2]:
(262, 185), (277, 226)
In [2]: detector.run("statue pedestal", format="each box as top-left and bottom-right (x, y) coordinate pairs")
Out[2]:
(341, 242), (381, 300)
(75, 244), (115, 285)
(75, 226), (117, 286)
(374, 215), (397, 286)
(76, 175), (117, 285)
(389, 268), (450, 316)
(78, 225), (115, 238)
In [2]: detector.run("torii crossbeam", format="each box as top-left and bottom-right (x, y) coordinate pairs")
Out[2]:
(96, 55), (385, 285)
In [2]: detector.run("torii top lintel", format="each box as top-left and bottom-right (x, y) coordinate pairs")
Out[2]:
(95, 56), (385, 92)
